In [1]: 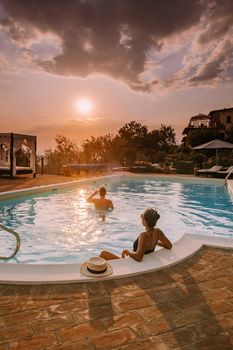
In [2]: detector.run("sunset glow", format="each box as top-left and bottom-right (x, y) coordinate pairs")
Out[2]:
(0, 0), (232, 153)
(74, 98), (93, 115)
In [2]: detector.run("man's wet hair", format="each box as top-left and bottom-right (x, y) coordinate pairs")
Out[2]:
(99, 187), (106, 197)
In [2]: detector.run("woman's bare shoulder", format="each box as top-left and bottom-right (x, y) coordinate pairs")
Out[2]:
(154, 227), (164, 233)
(139, 231), (148, 238)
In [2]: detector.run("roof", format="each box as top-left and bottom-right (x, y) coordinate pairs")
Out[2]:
(190, 114), (210, 121)
(192, 139), (233, 149)
(209, 107), (233, 115)
(0, 133), (36, 141)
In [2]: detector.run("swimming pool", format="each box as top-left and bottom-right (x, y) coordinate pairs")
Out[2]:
(0, 175), (232, 264)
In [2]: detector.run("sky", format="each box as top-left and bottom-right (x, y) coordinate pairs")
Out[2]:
(0, 0), (233, 153)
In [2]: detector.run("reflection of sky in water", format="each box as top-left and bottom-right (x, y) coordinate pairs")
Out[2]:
(0, 175), (232, 264)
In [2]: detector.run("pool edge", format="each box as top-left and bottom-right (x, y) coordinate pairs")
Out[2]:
(0, 233), (232, 285)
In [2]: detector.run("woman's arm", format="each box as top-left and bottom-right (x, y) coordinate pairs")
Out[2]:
(121, 233), (147, 262)
(157, 229), (172, 249)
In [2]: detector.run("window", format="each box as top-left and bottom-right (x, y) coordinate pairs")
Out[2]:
(226, 115), (232, 124)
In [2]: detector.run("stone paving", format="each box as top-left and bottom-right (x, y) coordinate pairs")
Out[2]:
(0, 246), (233, 349)
(0, 174), (97, 193)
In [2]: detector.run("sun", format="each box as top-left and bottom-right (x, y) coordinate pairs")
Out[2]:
(74, 98), (93, 115)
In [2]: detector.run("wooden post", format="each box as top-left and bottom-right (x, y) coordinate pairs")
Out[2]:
(10, 133), (14, 178)
(41, 156), (44, 175)
(33, 137), (37, 177)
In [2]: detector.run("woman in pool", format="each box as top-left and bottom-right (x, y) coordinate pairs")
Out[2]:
(100, 208), (172, 262)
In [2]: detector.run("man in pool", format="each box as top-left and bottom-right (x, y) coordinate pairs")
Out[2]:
(87, 187), (114, 211)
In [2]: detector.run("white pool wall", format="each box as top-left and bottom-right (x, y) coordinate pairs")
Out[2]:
(0, 233), (232, 284)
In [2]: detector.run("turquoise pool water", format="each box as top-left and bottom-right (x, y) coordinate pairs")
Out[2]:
(0, 175), (232, 264)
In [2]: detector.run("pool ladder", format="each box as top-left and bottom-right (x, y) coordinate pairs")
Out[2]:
(0, 223), (21, 260)
(225, 167), (233, 187)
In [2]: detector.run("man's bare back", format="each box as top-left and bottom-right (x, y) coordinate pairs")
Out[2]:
(87, 187), (114, 211)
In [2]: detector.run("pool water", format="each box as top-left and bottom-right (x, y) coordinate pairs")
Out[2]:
(0, 175), (232, 264)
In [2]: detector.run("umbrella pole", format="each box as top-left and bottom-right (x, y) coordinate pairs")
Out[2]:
(216, 149), (218, 165)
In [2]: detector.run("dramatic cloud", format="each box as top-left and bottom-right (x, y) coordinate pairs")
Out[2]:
(166, 0), (233, 88)
(0, 0), (205, 91)
(0, 0), (232, 91)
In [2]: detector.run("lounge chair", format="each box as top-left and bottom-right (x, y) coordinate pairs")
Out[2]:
(197, 165), (222, 177)
(216, 165), (233, 178)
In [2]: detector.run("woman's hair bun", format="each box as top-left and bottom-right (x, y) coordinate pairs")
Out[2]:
(143, 208), (160, 227)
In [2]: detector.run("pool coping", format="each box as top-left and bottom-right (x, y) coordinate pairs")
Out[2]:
(0, 172), (226, 199)
(0, 233), (233, 284)
(0, 174), (122, 200)
(0, 174), (232, 285)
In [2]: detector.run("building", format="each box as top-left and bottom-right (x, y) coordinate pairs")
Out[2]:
(182, 107), (233, 146)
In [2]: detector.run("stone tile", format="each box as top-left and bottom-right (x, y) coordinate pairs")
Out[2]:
(201, 278), (233, 290)
(120, 287), (149, 298)
(48, 300), (88, 316)
(166, 325), (207, 346)
(0, 345), (8, 350)
(174, 308), (209, 327)
(8, 334), (57, 350)
(209, 300), (233, 315)
(85, 282), (107, 298)
(156, 301), (178, 313)
(47, 340), (93, 350)
(0, 323), (33, 343)
(102, 311), (143, 330)
(215, 312), (233, 331)
(77, 302), (116, 321)
(192, 333), (233, 350)
(0, 285), (17, 297)
(132, 317), (170, 337)
(92, 328), (136, 350)
(26, 299), (60, 310)
(137, 305), (164, 320)
(119, 338), (167, 350)
(148, 288), (182, 303)
(171, 295), (204, 311)
(151, 332), (180, 349)
(3, 309), (49, 326)
(114, 296), (152, 312)
(201, 287), (232, 302)
(58, 322), (104, 343)
(101, 279), (119, 291)
(32, 314), (76, 334)
(0, 301), (26, 316)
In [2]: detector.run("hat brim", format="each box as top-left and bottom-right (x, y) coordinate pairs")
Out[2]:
(80, 262), (113, 278)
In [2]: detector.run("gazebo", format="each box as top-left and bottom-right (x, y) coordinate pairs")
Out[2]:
(0, 133), (36, 178)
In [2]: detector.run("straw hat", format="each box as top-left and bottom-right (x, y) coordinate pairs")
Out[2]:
(80, 256), (113, 278)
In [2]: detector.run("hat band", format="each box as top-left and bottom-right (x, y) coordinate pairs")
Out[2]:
(87, 266), (107, 274)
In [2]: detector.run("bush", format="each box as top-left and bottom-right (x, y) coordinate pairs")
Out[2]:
(174, 161), (195, 174)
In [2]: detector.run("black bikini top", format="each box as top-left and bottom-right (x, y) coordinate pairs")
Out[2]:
(133, 232), (158, 255)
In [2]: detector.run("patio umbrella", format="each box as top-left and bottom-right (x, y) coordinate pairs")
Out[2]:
(192, 139), (233, 165)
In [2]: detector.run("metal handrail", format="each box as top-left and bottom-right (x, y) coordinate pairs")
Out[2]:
(0, 223), (20, 260)
(225, 167), (233, 180)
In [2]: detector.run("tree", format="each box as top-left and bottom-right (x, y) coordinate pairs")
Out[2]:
(118, 121), (149, 162)
(158, 124), (176, 152)
(44, 135), (79, 174)
(118, 121), (148, 143)
(80, 134), (117, 163)
(187, 128), (221, 147)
